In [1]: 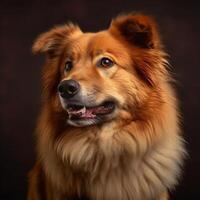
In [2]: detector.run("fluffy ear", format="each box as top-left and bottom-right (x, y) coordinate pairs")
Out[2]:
(32, 23), (81, 58)
(110, 14), (167, 87)
(109, 14), (160, 49)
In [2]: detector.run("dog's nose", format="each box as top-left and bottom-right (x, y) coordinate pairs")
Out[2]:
(58, 80), (80, 98)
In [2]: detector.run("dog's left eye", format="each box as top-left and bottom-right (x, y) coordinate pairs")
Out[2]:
(64, 61), (73, 72)
(99, 57), (114, 68)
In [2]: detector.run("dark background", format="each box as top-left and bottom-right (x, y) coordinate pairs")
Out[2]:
(1, 0), (200, 199)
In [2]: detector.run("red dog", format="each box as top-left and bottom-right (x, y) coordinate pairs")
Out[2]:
(28, 13), (186, 200)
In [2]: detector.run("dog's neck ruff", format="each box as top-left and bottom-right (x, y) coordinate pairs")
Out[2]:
(39, 119), (185, 200)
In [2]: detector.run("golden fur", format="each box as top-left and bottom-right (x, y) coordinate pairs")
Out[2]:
(28, 14), (186, 200)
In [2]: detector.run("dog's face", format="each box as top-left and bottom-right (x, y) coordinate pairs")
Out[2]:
(57, 32), (132, 126)
(33, 14), (167, 127)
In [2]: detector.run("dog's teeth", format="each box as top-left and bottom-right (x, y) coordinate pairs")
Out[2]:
(68, 113), (72, 119)
(80, 106), (86, 114)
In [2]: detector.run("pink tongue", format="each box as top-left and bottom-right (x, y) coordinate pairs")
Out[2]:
(82, 109), (96, 118)
(68, 106), (108, 119)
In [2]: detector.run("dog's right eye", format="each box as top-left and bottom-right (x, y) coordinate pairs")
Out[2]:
(99, 57), (114, 68)
(64, 61), (73, 72)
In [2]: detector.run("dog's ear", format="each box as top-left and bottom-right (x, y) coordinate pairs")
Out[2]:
(109, 14), (160, 49)
(110, 14), (167, 87)
(32, 23), (81, 58)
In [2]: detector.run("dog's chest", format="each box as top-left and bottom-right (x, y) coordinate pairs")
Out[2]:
(43, 129), (184, 200)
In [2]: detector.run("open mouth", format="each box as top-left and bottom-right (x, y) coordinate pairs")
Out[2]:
(66, 101), (115, 120)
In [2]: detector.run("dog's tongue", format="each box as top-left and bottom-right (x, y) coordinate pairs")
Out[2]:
(67, 106), (110, 119)
(68, 106), (95, 118)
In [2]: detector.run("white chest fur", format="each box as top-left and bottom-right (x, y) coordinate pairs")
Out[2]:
(41, 123), (185, 200)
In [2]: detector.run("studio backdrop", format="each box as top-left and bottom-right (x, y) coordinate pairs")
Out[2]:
(1, 0), (200, 199)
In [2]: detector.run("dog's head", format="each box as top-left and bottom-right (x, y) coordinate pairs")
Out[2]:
(33, 14), (168, 127)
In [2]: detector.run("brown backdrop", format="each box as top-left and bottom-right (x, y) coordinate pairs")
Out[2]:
(1, 0), (200, 199)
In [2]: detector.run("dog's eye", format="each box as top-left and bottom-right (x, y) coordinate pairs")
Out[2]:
(64, 61), (73, 72)
(100, 57), (114, 68)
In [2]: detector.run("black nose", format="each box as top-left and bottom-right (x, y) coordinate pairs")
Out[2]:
(58, 80), (80, 98)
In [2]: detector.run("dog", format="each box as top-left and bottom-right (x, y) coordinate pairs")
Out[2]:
(28, 13), (186, 200)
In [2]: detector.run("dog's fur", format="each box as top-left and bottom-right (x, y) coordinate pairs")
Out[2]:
(28, 14), (185, 200)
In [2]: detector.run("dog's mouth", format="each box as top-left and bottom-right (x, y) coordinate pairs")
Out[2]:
(66, 101), (115, 120)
